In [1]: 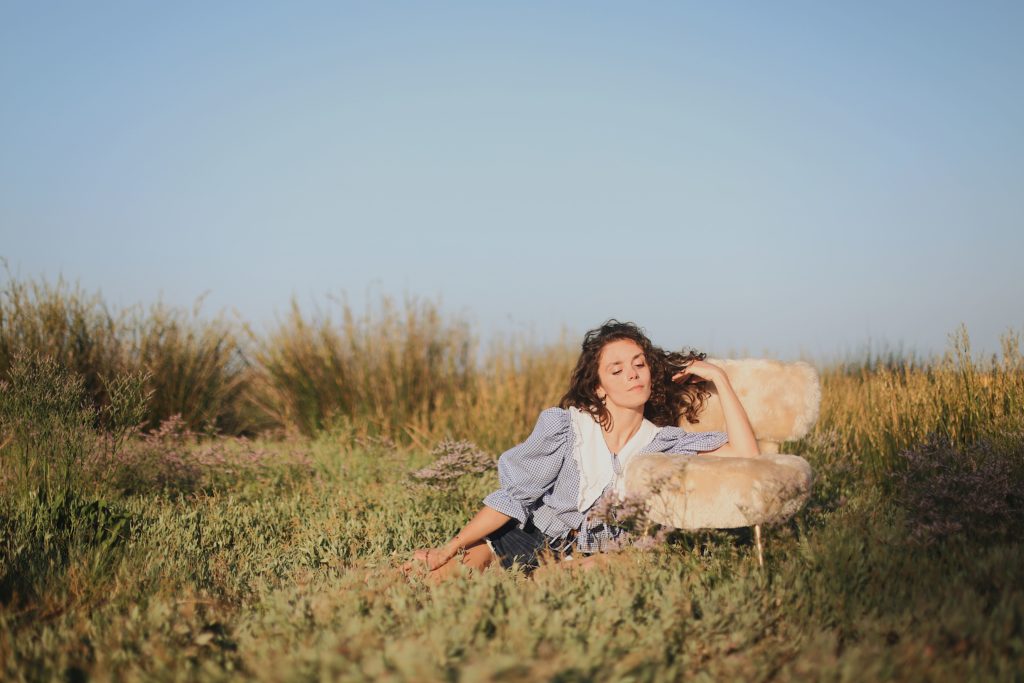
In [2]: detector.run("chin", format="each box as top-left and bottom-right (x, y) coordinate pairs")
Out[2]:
(629, 394), (652, 408)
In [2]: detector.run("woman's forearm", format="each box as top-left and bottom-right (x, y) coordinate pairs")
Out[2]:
(711, 372), (759, 457)
(443, 506), (512, 553)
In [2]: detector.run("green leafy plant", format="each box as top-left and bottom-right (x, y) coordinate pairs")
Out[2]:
(0, 352), (95, 502)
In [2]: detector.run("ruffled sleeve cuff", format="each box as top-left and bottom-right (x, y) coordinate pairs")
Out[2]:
(483, 491), (529, 526)
(481, 407), (571, 525)
(647, 427), (728, 455)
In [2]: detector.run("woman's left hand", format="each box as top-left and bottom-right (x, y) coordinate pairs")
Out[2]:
(671, 359), (724, 385)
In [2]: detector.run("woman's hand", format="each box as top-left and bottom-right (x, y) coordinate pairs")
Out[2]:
(411, 542), (459, 571)
(401, 507), (511, 576)
(672, 359), (725, 385)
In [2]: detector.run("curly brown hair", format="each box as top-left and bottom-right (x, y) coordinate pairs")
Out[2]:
(558, 320), (710, 430)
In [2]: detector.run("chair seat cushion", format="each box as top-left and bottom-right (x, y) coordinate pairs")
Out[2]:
(624, 453), (813, 529)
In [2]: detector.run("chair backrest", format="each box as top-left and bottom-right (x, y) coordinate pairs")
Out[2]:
(680, 359), (821, 454)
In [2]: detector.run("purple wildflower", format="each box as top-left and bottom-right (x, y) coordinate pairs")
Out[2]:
(411, 439), (494, 490)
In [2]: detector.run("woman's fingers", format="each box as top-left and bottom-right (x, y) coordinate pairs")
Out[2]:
(427, 551), (443, 570)
(672, 370), (701, 383)
(401, 559), (425, 576)
(674, 360), (721, 383)
(408, 547), (453, 571)
(427, 547), (454, 570)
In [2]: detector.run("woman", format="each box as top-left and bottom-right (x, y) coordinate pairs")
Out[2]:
(409, 320), (759, 578)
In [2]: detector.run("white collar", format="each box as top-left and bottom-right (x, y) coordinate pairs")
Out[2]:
(569, 407), (661, 512)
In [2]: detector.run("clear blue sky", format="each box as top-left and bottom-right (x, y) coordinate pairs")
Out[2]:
(2, 2), (1021, 360)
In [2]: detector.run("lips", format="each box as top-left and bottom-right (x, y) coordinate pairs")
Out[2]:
(628, 385), (646, 392)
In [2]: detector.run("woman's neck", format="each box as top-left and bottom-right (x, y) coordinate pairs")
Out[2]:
(602, 405), (645, 454)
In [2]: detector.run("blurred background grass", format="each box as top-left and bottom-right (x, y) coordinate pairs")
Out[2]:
(5, 272), (1020, 473)
(1, 272), (1022, 681)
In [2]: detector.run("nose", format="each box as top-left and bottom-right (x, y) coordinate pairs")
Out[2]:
(627, 366), (639, 380)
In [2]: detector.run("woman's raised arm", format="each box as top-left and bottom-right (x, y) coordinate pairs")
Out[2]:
(673, 361), (759, 458)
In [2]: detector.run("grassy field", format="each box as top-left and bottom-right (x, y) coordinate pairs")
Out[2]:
(1, 275), (1022, 681)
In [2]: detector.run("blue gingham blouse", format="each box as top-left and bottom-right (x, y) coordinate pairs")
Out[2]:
(483, 407), (728, 553)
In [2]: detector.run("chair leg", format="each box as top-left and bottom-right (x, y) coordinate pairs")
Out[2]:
(754, 524), (764, 568)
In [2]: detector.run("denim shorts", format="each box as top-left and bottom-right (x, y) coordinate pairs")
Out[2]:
(485, 519), (574, 572)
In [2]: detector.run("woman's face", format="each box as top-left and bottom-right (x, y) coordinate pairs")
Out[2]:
(595, 338), (652, 411)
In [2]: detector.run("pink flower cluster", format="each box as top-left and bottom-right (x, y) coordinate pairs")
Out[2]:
(894, 435), (1024, 544)
(411, 439), (494, 490)
(588, 490), (671, 551)
(88, 415), (315, 495)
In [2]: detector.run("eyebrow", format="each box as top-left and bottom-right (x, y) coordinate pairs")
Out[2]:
(606, 353), (645, 368)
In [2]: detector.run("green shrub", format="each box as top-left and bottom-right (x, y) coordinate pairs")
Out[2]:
(0, 352), (95, 501)
(0, 352), (144, 608)
(0, 490), (135, 607)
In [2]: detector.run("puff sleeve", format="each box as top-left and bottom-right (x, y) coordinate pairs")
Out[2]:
(645, 426), (728, 455)
(482, 408), (571, 525)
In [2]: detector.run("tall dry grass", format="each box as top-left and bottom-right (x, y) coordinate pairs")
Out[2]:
(127, 301), (248, 433)
(247, 296), (477, 439)
(0, 272), (578, 445)
(243, 299), (585, 448)
(446, 333), (577, 451)
(809, 325), (1024, 480)
(249, 298), (576, 449)
(0, 273), (247, 434)
(4, 270), (1022, 476)
(0, 274), (123, 409)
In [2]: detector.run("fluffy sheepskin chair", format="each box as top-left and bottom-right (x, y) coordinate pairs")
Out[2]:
(624, 359), (819, 566)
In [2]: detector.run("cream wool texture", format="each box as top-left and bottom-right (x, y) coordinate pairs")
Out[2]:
(625, 358), (819, 530)
(682, 358), (820, 452)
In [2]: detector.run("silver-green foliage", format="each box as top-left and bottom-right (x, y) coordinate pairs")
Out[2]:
(2, 431), (1023, 682)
